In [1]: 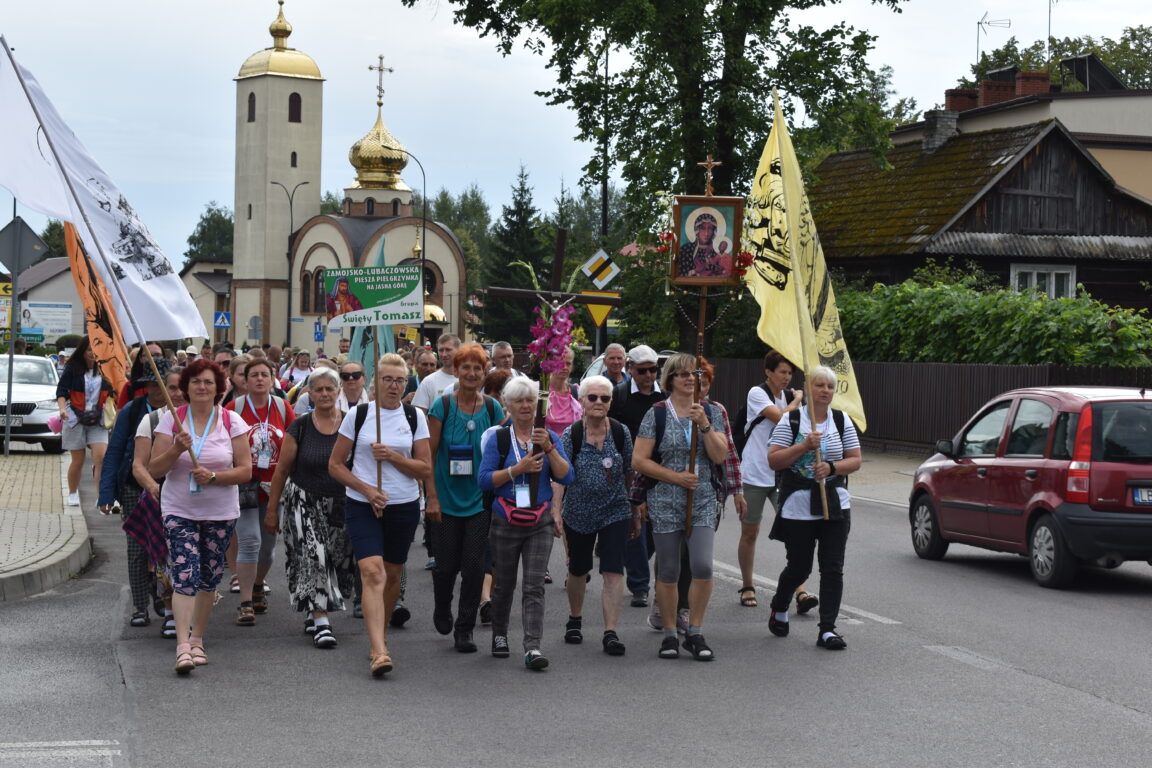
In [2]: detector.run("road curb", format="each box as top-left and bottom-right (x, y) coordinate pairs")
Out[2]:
(0, 514), (92, 601)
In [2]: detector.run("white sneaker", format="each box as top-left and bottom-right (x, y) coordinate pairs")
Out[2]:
(66, 492), (79, 506)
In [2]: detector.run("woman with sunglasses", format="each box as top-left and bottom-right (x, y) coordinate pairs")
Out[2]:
(631, 353), (727, 661)
(558, 375), (634, 656)
(265, 368), (356, 649)
(427, 343), (504, 653)
(329, 354), (433, 675)
(336, 361), (370, 411)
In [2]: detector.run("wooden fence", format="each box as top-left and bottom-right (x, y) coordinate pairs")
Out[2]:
(707, 360), (1152, 453)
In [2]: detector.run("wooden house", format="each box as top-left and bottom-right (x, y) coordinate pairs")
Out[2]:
(811, 115), (1152, 308)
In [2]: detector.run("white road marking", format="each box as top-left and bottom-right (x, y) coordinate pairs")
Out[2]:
(712, 559), (902, 625)
(0, 740), (120, 760)
(924, 645), (1014, 672)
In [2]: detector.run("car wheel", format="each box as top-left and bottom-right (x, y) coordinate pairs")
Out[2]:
(910, 495), (948, 560)
(1029, 514), (1077, 589)
(41, 439), (64, 455)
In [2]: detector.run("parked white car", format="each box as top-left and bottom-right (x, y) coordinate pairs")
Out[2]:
(0, 355), (64, 453)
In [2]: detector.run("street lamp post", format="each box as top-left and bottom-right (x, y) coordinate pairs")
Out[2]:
(399, 150), (428, 345)
(270, 179), (310, 348)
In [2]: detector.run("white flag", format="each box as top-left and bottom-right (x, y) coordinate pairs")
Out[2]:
(0, 38), (207, 342)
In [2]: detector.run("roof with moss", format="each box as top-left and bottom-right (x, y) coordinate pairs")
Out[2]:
(810, 121), (1053, 259)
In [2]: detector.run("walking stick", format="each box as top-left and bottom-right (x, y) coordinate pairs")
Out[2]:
(804, 380), (830, 521)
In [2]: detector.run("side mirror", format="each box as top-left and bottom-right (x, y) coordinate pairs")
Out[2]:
(935, 439), (955, 458)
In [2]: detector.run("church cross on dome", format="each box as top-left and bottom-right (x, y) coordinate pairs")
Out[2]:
(368, 55), (394, 108)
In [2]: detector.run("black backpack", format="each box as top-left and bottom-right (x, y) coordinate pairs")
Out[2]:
(346, 402), (419, 468)
(732, 383), (771, 458)
(569, 418), (626, 464)
(784, 408), (850, 488)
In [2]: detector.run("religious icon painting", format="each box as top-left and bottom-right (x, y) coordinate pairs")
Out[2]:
(670, 195), (744, 286)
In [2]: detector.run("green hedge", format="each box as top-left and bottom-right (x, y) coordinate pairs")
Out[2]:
(839, 281), (1152, 367)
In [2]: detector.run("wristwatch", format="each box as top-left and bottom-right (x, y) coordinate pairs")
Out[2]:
(827, 460), (836, 476)
(208, 472), (218, 485)
(699, 424), (712, 434)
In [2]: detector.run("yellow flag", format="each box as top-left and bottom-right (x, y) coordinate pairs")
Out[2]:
(744, 90), (866, 431)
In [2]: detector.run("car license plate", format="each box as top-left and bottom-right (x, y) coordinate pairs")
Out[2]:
(0, 416), (22, 427)
(1134, 488), (1152, 505)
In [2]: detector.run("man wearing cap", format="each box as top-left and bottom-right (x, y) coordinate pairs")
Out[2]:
(608, 344), (666, 608)
(98, 355), (173, 627)
(185, 344), (199, 361)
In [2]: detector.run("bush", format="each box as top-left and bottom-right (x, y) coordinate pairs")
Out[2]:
(55, 333), (82, 350)
(839, 281), (1152, 367)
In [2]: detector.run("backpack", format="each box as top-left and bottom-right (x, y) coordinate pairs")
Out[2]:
(569, 418), (626, 464)
(438, 392), (497, 430)
(785, 408), (849, 488)
(346, 401), (419, 469)
(732, 383), (771, 458)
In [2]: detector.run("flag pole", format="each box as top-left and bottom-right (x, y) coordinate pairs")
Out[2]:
(3, 38), (194, 461)
(773, 92), (828, 520)
(372, 327), (383, 516)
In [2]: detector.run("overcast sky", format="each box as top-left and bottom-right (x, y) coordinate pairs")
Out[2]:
(0, 0), (1144, 272)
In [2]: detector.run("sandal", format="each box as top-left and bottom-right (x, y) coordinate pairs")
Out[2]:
(602, 631), (626, 656)
(313, 625), (337, 649)
(130, 610), (151, 627)
(229, 574), (240, 593)
(738, 586), (758, 607)
(189, 639), (208, 666)
(161, 615), (176, 639)
(236, 602), (256, 626)
(174, 644), (195, 675)
(796, 591), (819, 614)
(251, 587), (269, 614)
(370, 651), (393, 677)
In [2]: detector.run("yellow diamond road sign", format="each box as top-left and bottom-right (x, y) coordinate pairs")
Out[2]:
(580, 249), (620, 290)
(580, 291), (620, 328)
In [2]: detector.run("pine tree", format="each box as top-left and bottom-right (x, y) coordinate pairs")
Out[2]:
(480, 168), (548, 344)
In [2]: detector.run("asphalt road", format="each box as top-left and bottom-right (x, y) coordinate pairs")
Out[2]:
(3, 489), (1152, 768)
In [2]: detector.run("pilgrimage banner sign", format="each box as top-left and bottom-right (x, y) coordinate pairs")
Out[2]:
(323, 265), (423, 330)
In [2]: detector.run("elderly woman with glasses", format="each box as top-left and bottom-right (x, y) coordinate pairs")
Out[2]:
(631, 352), (727, 661)
(558, 375), (634, 656)
(478, 376), (573, 669)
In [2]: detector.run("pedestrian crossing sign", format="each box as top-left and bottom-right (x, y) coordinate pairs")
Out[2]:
(214, 312), (231, 329)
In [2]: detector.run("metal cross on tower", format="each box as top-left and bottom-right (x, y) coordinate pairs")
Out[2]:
(368, 54), (394, 106)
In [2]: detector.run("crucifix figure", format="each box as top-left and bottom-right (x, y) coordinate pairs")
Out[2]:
(697, 154), (722, 197)
(368, 54), (394, 107)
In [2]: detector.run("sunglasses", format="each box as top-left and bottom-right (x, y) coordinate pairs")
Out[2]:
(671, 370), (695, 379)
(584, 393), (611, 403)
(339, 371), (364, 381)
(634, 365), (659, 375)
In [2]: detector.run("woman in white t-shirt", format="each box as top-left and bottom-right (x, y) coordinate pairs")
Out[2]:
(737, 350), (816, 612)
(329, 353), (434, 677)
(765, 365), (861, 651)
(149, 360), (252, 675)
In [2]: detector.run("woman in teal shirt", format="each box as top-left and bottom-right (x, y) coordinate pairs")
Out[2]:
(427, 343), (504, 652)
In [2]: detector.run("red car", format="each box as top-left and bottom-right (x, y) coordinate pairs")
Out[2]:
(909, 386), (1152, 587)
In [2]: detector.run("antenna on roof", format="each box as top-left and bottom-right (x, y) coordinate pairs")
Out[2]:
(976, 12), (1012, 76)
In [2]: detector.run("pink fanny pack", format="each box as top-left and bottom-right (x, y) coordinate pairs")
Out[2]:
(497, 497), (548, 527)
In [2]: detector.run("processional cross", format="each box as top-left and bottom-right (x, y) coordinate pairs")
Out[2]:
(697, 154), (722, 197)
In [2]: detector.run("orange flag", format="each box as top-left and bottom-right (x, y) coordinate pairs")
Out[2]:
(65, 223), (129, 395)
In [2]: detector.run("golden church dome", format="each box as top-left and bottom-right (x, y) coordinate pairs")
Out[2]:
(348, 107), (411, 191)
(237, 1), (322, 81)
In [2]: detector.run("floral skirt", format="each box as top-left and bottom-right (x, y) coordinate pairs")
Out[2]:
(280, 481), (355, 614)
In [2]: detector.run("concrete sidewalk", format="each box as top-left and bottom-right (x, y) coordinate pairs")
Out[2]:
(0, 449), (92, 601)
(0, 441), (926, 603)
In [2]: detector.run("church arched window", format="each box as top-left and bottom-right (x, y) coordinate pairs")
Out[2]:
(313, 268), (326, 314)
(365, 198), (375, 216)
(247, 92), (256, 123)
(288, 93), (302, 123)
(392, 199), (400, 216)
(290, 151), (297, 168)
(300, 272), (312, 313)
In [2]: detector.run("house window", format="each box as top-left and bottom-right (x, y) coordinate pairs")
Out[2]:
(290, 151), (297, 168)
(1012, 264), (1076, 299)
(314, 268), (326, 314)
(300, 272), (312, 313)
(392, 199), (400, 216)
(247, 92), (256, 122)
(365, 198), (375, 216)
(288, 93), (301, 123)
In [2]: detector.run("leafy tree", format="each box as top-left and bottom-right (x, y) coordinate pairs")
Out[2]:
(403, 0), (904, 229)
(961, 26), (1152, 90)
(183, 202), (233, 264)
(37, 219), (65, 263)
(320, 190), (343, 214)
(480, 168), (550, 343)
(424, 183), (492, 295)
